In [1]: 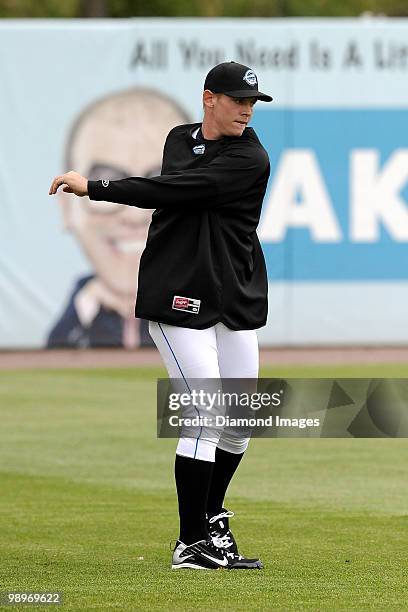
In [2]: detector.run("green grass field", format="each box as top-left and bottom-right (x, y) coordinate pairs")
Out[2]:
(1, 365), (407, 611)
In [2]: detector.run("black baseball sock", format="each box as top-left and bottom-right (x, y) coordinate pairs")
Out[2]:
(175, 454), (214, 545)
(206, 447), (245, 517)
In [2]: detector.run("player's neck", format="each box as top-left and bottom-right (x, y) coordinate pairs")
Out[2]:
(201, 119), (223, 141)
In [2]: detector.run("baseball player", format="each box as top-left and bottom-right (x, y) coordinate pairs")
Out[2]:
(49, 61), (272, 570)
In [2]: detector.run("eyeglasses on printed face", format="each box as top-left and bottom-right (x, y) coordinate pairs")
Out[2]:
(83, 163), (162, 214)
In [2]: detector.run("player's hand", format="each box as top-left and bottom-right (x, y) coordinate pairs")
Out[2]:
(49, 171), (88, 197)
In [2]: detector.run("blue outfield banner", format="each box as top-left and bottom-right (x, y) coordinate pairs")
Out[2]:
(253, 109), (408, 281)
(1, 19), (408, 346)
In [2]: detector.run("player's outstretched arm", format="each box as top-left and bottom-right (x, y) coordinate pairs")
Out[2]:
(86, 144), (269, 211)
(49, 171), (88, 197)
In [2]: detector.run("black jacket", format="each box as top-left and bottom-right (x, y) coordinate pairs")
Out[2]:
(88, 123), (270, 330)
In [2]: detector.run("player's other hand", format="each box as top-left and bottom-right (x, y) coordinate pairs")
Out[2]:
(49, 171), (88, 197)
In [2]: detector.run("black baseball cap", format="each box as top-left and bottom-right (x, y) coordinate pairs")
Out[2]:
(204, 61), (273, 102)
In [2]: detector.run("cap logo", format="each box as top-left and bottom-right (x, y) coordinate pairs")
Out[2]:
(101, 179), (110, 187)
(243, 69), (257, 87)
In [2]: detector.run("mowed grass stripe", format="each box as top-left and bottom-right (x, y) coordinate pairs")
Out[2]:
(0, 368), (407, 610)
(1, 474), (407, 611)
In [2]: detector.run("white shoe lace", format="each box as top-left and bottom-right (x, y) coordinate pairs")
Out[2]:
(212, 534), (234, 549)
(208, 510), (235, 524)
(208, 510), (252, 563)
(209, 510), (235, 549)
(211, 537), (243, 560)
(225, 550), (243, 561)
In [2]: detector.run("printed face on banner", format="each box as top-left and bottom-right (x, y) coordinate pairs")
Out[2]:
(59, 89), (189, 305)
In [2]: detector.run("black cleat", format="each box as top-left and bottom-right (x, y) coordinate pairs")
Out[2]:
(224, 550), (264, 570)
(171, 537), (263, 570)
(207, 508), (264, 569)
(172, 539), (229, 570)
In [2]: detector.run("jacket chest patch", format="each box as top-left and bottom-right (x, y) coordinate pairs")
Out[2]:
(172, 295), (201, 314)
(192, 144), (205, 155)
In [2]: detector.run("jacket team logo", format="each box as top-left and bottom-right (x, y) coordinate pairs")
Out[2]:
(193, 144), (205, 155)
(172, 295), (201, 314)
(243, 69), (257, 87)
(101, 179), (110, 187)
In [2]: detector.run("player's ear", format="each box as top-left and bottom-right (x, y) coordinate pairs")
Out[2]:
(203, 89), (215, 110)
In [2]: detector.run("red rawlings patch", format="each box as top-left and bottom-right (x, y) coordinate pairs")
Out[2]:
(172, 295), (201, 314)
(173, 297), (189, 309)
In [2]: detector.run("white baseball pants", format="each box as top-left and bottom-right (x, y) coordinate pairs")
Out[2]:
(149, 321), (259, 462)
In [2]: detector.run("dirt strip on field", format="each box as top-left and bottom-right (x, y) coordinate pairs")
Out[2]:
(1, 346), (408, 369)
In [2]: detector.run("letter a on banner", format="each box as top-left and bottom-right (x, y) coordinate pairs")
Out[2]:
(259, 150), (342, 242)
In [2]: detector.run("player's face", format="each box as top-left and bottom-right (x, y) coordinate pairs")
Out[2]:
(60, 92), (187, 296)
(213, 94), (257, 137)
